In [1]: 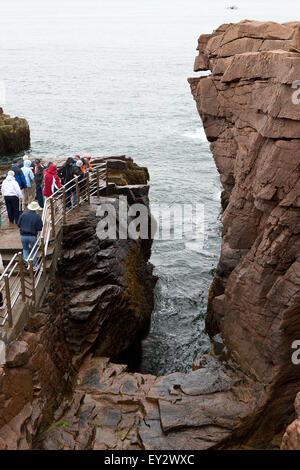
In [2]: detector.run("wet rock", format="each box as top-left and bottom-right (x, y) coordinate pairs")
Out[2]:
(0, 108), (30, 155)
(35, 355), (257, 450)
(6, 341), (30, 368)
(212, 334), (224, 356)
(0, 158), (156, 450)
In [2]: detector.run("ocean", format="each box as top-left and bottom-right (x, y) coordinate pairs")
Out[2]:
(0, 0), (297, 374)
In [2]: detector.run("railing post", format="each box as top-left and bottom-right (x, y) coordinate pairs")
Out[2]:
(29, 260), (36, 310)
(50, 198), (56, 238)
(96, 168), (100, 198)
(75, 178), (80, 209)
(40, 237), (47, 278)
(4, 274), (12, 328)
(18, 252), (26, 302)
(62, 188), (67, 224)
(106, 160), (109, 197)
(87, 171), (90, 204)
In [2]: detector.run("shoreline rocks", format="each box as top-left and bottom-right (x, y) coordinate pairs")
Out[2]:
(0, 108), (30, 156)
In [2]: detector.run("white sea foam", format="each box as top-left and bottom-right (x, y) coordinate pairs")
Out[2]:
(183, 127), (208, 142)
(214, 190), (222, 201)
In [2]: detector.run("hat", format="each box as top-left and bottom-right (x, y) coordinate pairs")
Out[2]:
(35, 159), (41, 164)
(28, 201), (42, 211)
(75, 155), (81, 159)
(76, 160), (83, 167)
(23, 155), (30, 161)
(8, 170), (15, 177)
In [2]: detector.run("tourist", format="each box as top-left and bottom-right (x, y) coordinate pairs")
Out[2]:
(1, 171), (24, 224)
(80, 156), (92, 174)
(8, 160), (27, 190)
(75, 159), (84, 175)
(42, 164), (62, 198)
(58, 157), (77, 208)
(21, 159), (35, 205)
(72, 160), (84, 206)
(17, 201), (43, 268)
(34, 159), (45, 208)
(18, 155), (35, 173)
(58, 157), (76, 184)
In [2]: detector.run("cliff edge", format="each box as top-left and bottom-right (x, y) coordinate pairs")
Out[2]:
(189, 20), (300, 448)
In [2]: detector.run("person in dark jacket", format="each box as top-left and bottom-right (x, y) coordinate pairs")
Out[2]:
(34, 159), (45, 208)
(8, 160), (27, 190)
(58, 157), (77, 208)
(58, 157), (76, 184)
(18, 201), (43, 269)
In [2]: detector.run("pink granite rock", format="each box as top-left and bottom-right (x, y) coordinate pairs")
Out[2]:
(6, 341), (30, 368)
(189, 20), (300, 448)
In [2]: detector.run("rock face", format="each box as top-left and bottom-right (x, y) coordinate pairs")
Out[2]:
(0, 108), (30, 155)
(1, 21), (300, 450)
(38, 355), (253, 450)
(189, 20), (300, 447)
(281, 392), (300, 449)
(0, 160), (156, 449)
(54, 196), (155, 367)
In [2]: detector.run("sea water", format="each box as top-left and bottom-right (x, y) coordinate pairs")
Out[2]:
(0, 0), (297, 374)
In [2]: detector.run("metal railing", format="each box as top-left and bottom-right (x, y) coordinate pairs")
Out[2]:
(0, 161), (109, 337)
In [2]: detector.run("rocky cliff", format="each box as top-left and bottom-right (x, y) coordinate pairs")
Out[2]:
(0, 108), (30, 156)
(0, 158), (156, 449)
(1, 21), (300, 451)
(29, 22), (300, 448)
(189, 20), (300, 448)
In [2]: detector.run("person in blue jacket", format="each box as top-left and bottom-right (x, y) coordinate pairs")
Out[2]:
(21, 160), (35, 205)
(8, 160), (27, 190)
(18, 155), (35, 171)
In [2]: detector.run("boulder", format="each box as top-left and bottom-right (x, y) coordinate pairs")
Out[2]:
(5, 341), (30, 368)
(0, 109), (30, 155)
(289, 24), (300, 53)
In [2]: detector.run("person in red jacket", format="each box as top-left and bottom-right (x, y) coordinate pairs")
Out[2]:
(42, 164), (62, 198)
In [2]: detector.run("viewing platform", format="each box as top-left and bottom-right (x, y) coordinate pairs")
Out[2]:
(0, 157), (123, 345)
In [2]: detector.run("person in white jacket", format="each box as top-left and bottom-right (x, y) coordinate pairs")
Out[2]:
(21, 159), (35, 205)
(1, 171), (24, 224)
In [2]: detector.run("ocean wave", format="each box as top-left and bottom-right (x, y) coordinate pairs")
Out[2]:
(182, 127), (207, 141)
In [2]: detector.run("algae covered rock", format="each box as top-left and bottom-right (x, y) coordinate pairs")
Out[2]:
(0, 108), (30, 155)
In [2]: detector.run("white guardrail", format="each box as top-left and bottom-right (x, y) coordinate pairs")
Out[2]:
(0, 161), (108, 333)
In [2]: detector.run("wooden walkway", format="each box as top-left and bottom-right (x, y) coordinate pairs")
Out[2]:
(0, 161), (109, 344)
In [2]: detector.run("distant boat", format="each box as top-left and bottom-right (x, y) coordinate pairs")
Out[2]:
(227, 5), (238, 9)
